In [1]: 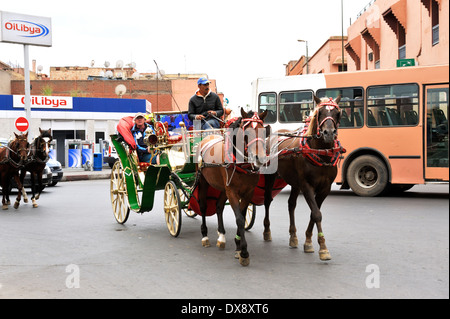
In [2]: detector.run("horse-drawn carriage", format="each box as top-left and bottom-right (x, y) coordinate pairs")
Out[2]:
(110, 97), (346, 266)
(109, 113), (257, 238)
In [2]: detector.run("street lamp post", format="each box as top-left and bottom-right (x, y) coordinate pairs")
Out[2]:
(298, 39), (309, 74)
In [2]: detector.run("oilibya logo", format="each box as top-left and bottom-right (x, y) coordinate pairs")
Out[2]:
(4, 19), (50, 38)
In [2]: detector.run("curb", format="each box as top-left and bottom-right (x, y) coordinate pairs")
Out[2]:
(61, 171), (111, 182)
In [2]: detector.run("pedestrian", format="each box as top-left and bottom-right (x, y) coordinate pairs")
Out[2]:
(188, 77), (224, 130)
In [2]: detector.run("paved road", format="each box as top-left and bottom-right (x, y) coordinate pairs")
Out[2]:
(0, 180), (448, 299)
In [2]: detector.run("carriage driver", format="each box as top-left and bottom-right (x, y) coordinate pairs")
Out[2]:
(131, 113), (159, 164)
(188, 77), (224, 130)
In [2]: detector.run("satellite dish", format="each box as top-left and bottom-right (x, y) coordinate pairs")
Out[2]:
(116, 60), (124, 68)
(105, 70), (113, 78)
(104, 61), (110, 68)
(115, 84), (127, 97)
(90, 60), (95, 67)
(37, 65), (43, 72)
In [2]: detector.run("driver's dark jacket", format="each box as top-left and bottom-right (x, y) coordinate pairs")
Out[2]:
(188, 91), (224, 122)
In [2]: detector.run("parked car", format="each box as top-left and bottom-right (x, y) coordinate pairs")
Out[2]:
(10, 164), (53, 190)
(104, 145), (119, 168)
(0, 137), (9, 147)
(47, 158), (63, 186)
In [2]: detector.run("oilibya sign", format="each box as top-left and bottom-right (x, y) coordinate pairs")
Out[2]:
(0, 11), (52, 47)
(13, 95), (73, 109)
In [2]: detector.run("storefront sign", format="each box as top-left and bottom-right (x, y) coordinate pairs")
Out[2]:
(13, 95), (73, 109)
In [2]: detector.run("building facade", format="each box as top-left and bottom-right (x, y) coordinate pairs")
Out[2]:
(286, 0), (448, 75)
(286, 37), (348, 76)
(0, 94), (146, 166)
(346, 0), (449, 71)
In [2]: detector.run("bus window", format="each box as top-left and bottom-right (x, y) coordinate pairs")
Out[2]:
(316, 87), (364, 128)
(367, 84), (419, 127)
(427, 87), (449, 168)
(279, 90), (313, 123)
(258, 92), (277, 123)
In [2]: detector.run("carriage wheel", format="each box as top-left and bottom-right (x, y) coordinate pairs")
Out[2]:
(110, 160), (130, 224)
(245, 204), (256, 231)
(164, 181), (182, 237)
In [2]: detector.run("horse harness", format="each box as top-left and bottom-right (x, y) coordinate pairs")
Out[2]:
(0, 139), (29, 168)
(198, 114), (265, 186)
(27, 136), (51, 164)
(275, 99), (346, 167)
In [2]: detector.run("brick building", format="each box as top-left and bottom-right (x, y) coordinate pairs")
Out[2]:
(286, 0), (449, 75)
(10, 71), (221, 113)
(346, 0), (449, 71)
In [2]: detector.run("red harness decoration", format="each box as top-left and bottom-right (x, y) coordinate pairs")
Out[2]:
(278, 100), (346, 167)
(223, 115), (265, 172)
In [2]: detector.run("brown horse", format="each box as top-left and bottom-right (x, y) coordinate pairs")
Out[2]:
(0, 133), (30, 210)
(196, 108), (268, 266)
(19, 128), (52, 208)
(263, 96), (345, 260)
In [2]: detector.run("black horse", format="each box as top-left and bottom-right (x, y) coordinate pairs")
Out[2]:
(0, 133), (29, 210)
(19, 128), (53, 208)
(263, 96), (345, 260)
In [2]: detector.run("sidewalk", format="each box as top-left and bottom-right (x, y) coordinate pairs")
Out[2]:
(61, 167), (111, 182)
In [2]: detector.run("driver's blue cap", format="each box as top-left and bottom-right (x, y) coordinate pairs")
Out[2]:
(197, 77), (210, 85)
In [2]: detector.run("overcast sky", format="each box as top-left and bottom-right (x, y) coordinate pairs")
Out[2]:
(1, 0), (370, 110)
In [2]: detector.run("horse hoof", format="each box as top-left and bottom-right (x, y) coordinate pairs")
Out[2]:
(289, 237), (298, 248)
(202, 237), (210, 247)
(303, 243), (315, 253)
(14, 201), (20, 209)
(216, 241), (226, 249)
(33, 203), (39, 208)
(263, 231), (272, 241)
(24, 198), (28, 203)
(6, 200), (11, 205)
(319, 249), (331, 261)
(239, 256), (250, 267)
(2, 205), (8, 210)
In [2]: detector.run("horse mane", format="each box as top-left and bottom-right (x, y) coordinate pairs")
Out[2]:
(39, 129), (52, 139)
(228, 110), (256, 130)
(305, 98), (329, 137)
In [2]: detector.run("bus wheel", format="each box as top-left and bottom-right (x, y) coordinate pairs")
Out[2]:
(347, 155), (388, 197)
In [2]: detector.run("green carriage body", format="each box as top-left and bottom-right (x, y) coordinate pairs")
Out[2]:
(109, 126), (256, 238)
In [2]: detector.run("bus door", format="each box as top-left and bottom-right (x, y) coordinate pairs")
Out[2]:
(424, 84), (449, 181)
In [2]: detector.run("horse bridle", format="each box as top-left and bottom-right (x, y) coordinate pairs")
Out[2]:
(4, 138), (29, 167)
(240, 113), (266, 153)
(31, 136), (52, 162)
(314, 99), (340, 139)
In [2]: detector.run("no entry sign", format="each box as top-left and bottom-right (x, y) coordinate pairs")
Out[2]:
(15, 117), (29, 132)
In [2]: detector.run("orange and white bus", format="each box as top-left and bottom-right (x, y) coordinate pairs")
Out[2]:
(252, 64), (449, 196)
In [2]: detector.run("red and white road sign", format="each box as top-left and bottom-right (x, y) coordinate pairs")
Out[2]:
(15, 117), (29, 132)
